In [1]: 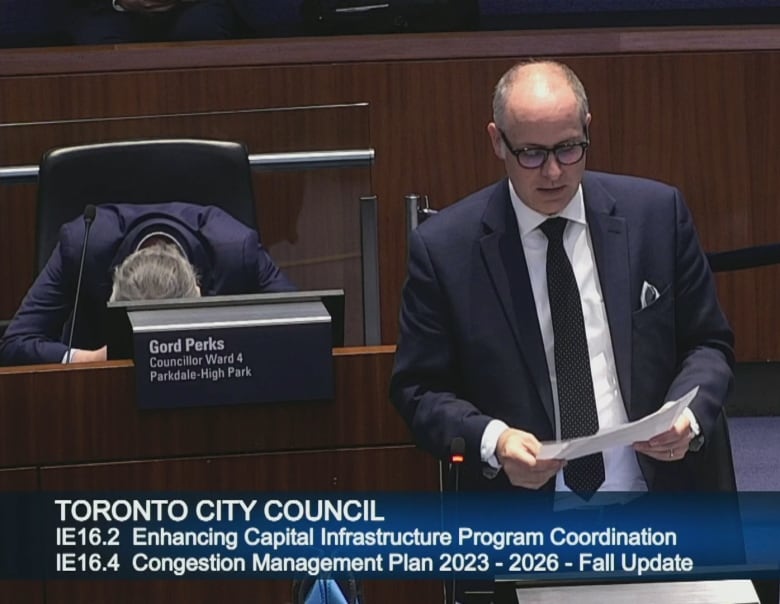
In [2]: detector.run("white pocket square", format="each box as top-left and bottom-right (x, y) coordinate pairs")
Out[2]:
(640, 281), (660, 309)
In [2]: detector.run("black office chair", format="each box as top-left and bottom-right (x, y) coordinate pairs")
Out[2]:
(35, 138), (258, 273)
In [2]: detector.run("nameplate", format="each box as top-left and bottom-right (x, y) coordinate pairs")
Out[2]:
(127, 300), (333, 409)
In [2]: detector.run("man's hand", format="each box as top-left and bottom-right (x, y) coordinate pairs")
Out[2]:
(496, 428), (566, 489)
(633, 414), (693, 462)
(70, 346), (108, 363)
(116, 0), (178, 13)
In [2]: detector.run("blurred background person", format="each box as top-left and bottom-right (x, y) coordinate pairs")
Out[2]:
(68, 0), (238, 45)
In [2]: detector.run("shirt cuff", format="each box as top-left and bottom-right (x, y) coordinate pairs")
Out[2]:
(683, 407), (701, 436)
(481, 419), (510, 469)
(112, 0), (127, 12)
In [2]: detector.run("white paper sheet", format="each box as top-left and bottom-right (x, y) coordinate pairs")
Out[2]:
(537, 386), (699, 460)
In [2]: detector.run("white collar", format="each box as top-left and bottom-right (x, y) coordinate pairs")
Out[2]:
(508, 181), (586, 237)
(135, 231), (186, 256)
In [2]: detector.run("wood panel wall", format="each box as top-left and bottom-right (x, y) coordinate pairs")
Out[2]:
(1, 28), (779, 361)
(39, 448), (439, 604)
(0, 348), (409, 466)
(0, 349), (441, 603)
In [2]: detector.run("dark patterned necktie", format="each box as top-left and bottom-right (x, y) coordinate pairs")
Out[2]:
(540, 217), (605, 498)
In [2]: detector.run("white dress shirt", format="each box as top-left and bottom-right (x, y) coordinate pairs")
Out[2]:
(481, 181), (647, 494)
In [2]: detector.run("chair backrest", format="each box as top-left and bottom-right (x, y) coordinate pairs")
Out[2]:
(35, 138), (257, 273)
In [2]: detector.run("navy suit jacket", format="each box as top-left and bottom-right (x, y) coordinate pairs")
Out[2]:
(390, 172), (735, 492)
(0, 202), (294, 366)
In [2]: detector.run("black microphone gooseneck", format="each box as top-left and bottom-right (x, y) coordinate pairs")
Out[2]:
(65, 205), (97, 363)
(449, 437), (465, 604)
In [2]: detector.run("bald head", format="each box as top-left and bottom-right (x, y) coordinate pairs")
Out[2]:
(487, 60), (591, 215)
(492, 61), (589, 131)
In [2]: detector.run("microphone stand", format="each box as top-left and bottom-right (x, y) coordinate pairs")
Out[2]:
(65, 205), (97, 363)
(449, 437), (465, 604)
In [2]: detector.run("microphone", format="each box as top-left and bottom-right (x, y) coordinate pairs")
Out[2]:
(448, 437), (465, 604)
(65, 205), (97, 363)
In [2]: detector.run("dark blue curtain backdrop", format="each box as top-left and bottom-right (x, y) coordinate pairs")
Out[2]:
(482, 0), (779, 13)
(3, 1), (780, 48)
(479, 0), (780, 29)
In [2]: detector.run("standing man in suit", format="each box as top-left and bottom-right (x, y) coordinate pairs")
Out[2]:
(0, 202), (294, 365)
(390, 60), (735, 497)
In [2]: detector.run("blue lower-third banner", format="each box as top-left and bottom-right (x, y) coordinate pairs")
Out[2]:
(1, 492), (779, 581)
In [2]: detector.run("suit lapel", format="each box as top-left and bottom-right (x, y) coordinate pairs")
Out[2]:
(479, 182), (555, 427)
(583, 173), (633, 412)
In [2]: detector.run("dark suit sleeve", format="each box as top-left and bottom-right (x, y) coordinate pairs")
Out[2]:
(666, 189), (734, 441)
(245, 236), (295, 293)
(390, 228), (493, 463)
(0, 239), (77, 366)
(199, 205), (295, 294)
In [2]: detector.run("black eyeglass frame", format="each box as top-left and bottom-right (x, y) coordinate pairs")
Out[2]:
(498, 128), (590, 169)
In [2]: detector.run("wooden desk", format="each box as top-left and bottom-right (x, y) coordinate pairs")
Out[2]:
(0, 346), (441, 603)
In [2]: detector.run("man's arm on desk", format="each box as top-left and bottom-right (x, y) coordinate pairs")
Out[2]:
(69, 346), (108, 363)
(0, 244), (78, 366)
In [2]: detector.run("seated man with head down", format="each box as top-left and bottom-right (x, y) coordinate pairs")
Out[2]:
(0, 202), (294, 365)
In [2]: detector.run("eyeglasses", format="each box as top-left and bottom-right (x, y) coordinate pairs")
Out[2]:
(499, 129), (589, 170)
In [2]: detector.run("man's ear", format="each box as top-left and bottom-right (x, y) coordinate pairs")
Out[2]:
(487, 122), (506, 160)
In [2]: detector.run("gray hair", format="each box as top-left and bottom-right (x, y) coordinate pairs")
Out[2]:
(110, 243), (200, 302)
(492, 59), (590, 130)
